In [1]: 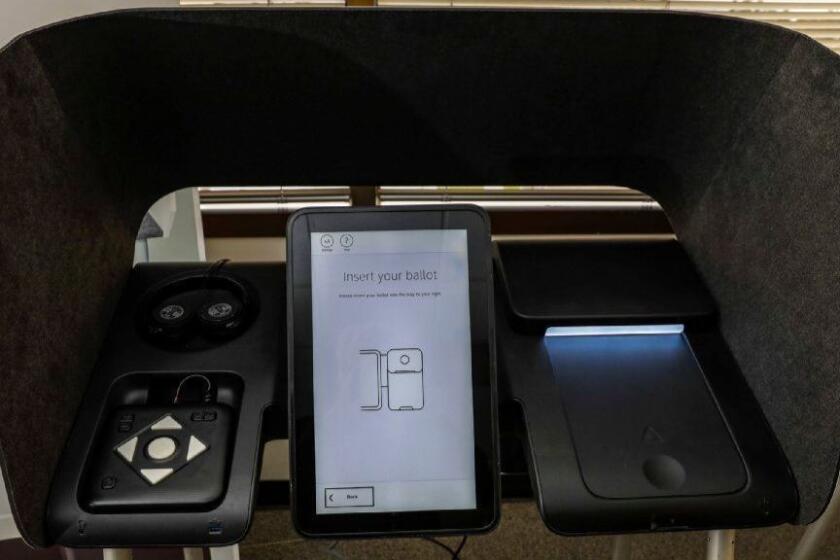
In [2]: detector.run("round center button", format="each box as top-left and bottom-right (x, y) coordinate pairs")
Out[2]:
(146, 436), (177, 461)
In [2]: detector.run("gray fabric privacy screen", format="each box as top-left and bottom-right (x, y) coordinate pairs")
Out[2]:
(0, 8), (837, 545)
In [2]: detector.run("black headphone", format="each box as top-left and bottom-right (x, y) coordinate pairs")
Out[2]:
(139, 260), (258, 349)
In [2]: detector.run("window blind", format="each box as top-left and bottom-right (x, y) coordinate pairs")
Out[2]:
(180, 0), (840, 53)
(378, 186), (661, 211)
(376, 0), (840, 53)
(198, 186), (351, 214)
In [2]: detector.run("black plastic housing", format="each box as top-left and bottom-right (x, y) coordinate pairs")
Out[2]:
(82, 402), (235, 512)
(46, 263), (285, 547)
(494, 240), (798, 534)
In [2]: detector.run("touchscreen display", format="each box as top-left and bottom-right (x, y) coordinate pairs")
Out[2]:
(310, 229), (476, 514)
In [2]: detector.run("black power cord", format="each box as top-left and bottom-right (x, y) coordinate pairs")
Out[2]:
(202, 258), (230, 287)
(422, 535), (468, 559)
(198, 258), (230, 314)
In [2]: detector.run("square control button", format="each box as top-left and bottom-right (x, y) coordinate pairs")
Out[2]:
(191, 410), (217, 422)
(325, 487), (374, 508)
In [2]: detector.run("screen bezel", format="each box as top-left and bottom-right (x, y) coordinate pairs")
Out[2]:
(287, 205), (499, 537)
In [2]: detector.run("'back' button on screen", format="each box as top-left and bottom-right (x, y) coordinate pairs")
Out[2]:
(325, 487), (374, 508)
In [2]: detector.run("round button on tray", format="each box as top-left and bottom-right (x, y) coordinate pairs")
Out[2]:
(146, 436), (177, 461)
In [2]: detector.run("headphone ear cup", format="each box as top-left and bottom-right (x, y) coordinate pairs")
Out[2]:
(197, 290), (245, 338)
(147, 298), (196, 342)
(138, 268), (257, 350)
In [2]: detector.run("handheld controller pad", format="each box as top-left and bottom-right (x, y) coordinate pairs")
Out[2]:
(83, 405), (233, 511)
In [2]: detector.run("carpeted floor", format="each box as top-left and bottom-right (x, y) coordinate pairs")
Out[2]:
(0, 500), (835, 558)
(240, 501), (840, 559)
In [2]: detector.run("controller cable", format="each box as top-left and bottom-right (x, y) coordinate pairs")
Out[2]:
(203, 258), (230, 287)
(173, 373), (213, 404)
(323, 541), (347, 560)
(422, 535), (468, 559)
(198, 258), (230, 312)
(171, 260), (226, 402)
(320, 535), (467, 559)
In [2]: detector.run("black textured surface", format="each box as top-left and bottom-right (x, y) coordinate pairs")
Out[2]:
(0, 8), (836, 545)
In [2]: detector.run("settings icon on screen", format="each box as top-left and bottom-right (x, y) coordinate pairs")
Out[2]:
(320, 234), (335, 249)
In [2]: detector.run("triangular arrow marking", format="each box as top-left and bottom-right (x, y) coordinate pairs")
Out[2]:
(140, 468), (174, 485)
(186, 435), (208, 461)
(151, 415), (182, 431)
(642, 426), (665, 444)
(115, 437), (138, 462)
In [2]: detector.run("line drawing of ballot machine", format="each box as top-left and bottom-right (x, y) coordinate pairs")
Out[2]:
(358, 348), (424, 411)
